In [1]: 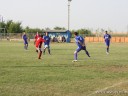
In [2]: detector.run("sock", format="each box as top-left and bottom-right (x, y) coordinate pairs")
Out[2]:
(48, 49), (51, 54)
(26, 44), (28, 49)
(74, 53), (77, 60)
(43, 49), (45, 54)
(85, 50), (90, 57)
(107, 48), (109, 52)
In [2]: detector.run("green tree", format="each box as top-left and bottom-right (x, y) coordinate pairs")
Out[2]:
(24, 26), (43, 33)
(0, 21), (6, 33)
(7, 20), (23, 33)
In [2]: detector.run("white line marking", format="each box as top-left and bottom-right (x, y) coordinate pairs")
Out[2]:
(87, 81), (128, 96)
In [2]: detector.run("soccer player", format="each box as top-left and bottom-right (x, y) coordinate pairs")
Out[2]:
(43, 32), (51, 55)
(72, 32), (90, 62)
(34, 32), (40, 45)
(104, 31), (111, 54)
(22, 32), (28, 50)
(35, 34), (45, 59)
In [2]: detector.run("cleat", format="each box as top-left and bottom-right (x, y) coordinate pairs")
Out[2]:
(106, 52), (109, 54)
(72, 60), (77, 62)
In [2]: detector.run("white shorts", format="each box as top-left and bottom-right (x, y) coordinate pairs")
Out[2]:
(44, 45), (50, 48)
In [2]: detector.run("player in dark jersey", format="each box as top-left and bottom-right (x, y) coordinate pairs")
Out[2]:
(72, 32), (90, 62)
(43, 32), (51, 55)
(35, 34), (45, 59)
(104, 31), (111, 54)
(22, 32), (28, 50)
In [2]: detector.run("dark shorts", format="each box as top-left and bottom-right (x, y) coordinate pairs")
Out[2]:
(24, 40), (28, 44)
(105, 40), (110, 46)
(76, 46), (86, 52)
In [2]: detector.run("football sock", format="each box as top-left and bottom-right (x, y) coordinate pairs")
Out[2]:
(26, 46), (27, 50)
(26, 44), (28, 49)
(74, 53), (77, 60)
(107, 48), (109, 52)
(48, 49), (51, 54)
(43, 49), (45, 54)
(85, 50), (90, 57)
(24, 46), (27, 50)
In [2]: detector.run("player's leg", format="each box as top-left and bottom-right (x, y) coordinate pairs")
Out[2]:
(43, 45), (47, 54)
(24, 44), (26, 49)
(43, 48), (46, 54)
(23, 41), (26, 49)
(48, 45), (51, 55)
(106, 41), (110, 54)
(24, 41), (28, 50)
(72, 47), (81, 62)
(36, 47), (39, 53)
(38, 48), (42, 59)
(83, 46), (90, 57)
(26, 42), (28, 50)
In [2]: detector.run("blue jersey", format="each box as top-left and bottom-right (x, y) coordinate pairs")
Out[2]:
(22, 34), (28, 44)
(104, 34), (111, 41)
(104, 34), (111, 46)
(23, 34), (27, 41)
(44, 36), (50, 45)
(75, 36), (84, 47)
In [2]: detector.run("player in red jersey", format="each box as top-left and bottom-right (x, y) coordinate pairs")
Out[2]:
(35, 34), (45, 59)
(34, 32), (40, 45)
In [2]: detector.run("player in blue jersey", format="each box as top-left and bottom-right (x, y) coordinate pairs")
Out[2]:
(72, 32), (90, 62)
(104, 31), (111, 54)
(43, 32), (51, 55)
(22, 32), (28, 50)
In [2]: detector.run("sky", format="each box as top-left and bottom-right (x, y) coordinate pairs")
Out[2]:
(0, 0), (128, 32)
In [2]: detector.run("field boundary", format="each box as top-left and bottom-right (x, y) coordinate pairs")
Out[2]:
(85, 37), (128, 43)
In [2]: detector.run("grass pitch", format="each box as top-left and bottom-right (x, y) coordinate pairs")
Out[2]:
(0, 41), (128, 96)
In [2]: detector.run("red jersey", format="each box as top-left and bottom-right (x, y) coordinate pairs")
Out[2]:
(34, 34), (40, 43)
(35, 37), (45, 48)
(35, 34), (40, 39)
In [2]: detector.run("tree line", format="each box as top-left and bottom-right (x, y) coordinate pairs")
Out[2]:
(0, 20), (92, 36)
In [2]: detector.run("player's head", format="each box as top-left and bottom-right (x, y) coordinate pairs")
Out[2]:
(105, 31), (108, 34)
(74, 32), (78, 36)
(40, 34), (43, 38)
(44, 32), (48, 36)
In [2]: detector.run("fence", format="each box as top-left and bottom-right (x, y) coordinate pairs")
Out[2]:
(1, 33), (128, 43)
(0, 33), (36, 40)
(85, 37), (128, 43)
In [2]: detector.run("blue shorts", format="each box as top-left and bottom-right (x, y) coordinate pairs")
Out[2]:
(105, 40), (110, 46)
(24, 40), (28, 44)
(76, 46), (86, 52)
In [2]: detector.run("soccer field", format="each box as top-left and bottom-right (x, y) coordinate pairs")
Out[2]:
(0, 41), (128, 96)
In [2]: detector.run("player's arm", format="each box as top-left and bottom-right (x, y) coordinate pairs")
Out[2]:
(41, 39), (46, 42)
(109, 35), (111, 40)
(78, 40), (85, 46)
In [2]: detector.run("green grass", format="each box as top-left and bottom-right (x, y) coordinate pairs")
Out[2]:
(0, 41), (128, 96)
